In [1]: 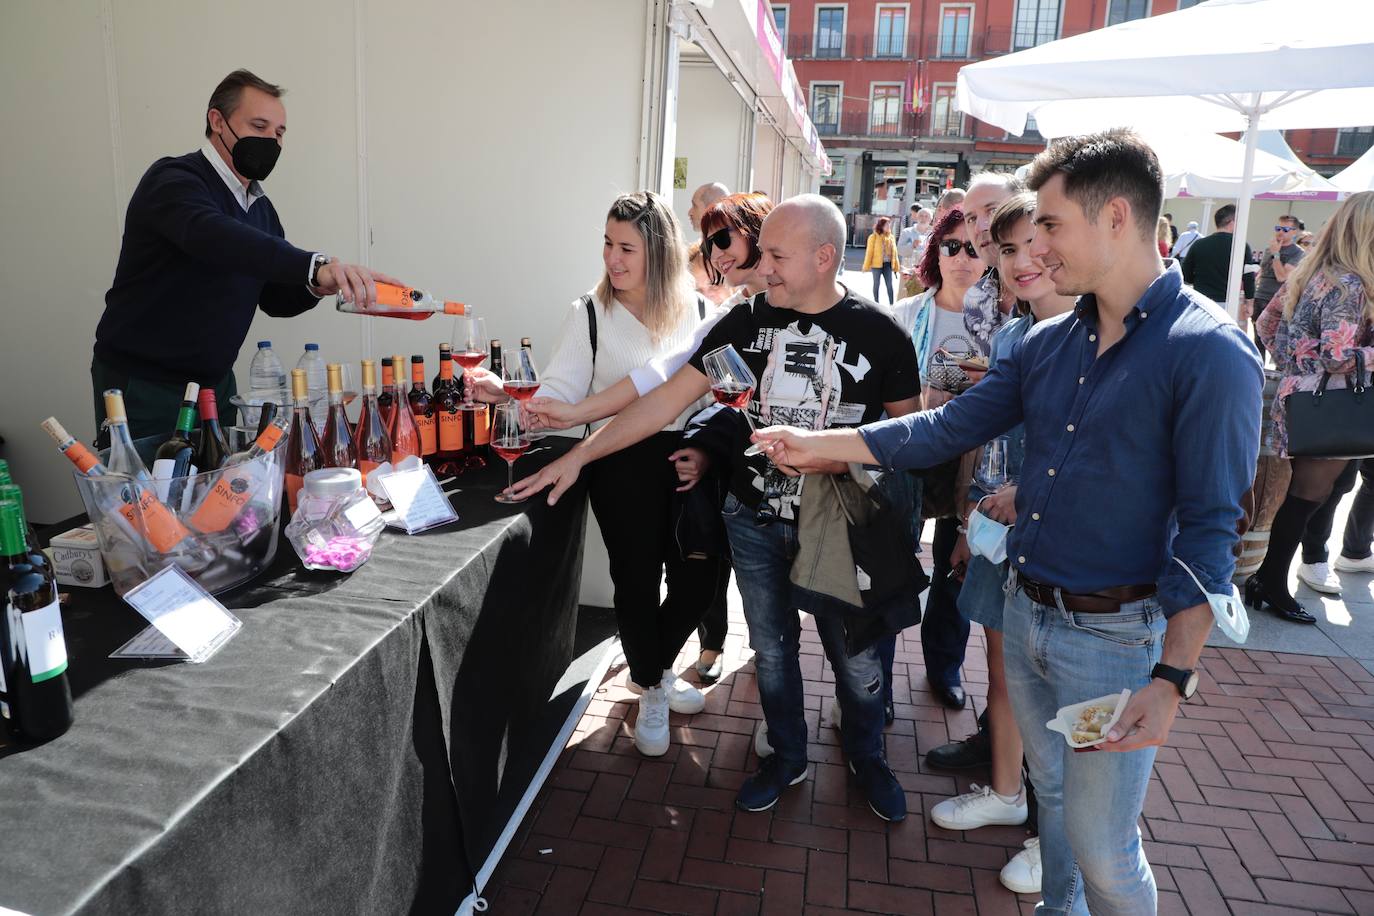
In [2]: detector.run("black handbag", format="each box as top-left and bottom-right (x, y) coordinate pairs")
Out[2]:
(1284, 351), (1374, 458)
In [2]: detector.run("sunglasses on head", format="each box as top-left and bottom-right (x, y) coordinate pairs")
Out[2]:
(705, 227), (732, 251)
(1274, 225), (1297, 233)
(940, 238), (979, 259)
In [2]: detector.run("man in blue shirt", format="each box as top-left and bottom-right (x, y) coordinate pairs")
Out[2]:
(751, 129), (1263, 915)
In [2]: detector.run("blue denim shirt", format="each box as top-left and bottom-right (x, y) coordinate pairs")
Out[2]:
(968, 313), (1031, 504)
(860, 265), (1263, 616)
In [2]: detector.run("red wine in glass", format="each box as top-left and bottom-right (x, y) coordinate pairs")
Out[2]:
(711, 383), (753, 410)
(502, 381), (541, 401)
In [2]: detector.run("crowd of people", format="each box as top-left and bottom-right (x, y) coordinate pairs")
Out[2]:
(457, 128), (1372, 914)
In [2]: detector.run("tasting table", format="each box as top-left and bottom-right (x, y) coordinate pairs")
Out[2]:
(0, 440), (587, 916)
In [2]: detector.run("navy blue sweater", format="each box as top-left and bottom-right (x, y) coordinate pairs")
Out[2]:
(95, 151), (320, 384)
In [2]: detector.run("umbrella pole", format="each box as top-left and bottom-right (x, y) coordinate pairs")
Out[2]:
(1226, 100), (1261, 324)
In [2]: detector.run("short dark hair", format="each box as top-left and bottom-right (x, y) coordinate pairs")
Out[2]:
(989, 192), (1038, 246)
(700, 192), (775, 285)
(1215, 204), (1237, 228)
(1026, 128), (1164, 239)
(917, 208), (964, 289)
(205, 69), (284, 137)
(1278, 214), (1301, 229)
(910, 204), (919, 211)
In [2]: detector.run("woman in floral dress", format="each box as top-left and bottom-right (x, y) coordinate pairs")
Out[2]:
(1252, 192), (1374, 623)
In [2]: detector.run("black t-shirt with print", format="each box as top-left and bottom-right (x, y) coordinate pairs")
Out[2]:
(688, 287), (920, 519)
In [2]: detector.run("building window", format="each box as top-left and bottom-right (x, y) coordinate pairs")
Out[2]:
(772, 5), (788, 38)
(1013, 0), (1060, 49)
(825, 158), (848, 186)
(1106, 0), (1149, 25)
(930, 84), (963, 137)
(816, 7), (846, 58)
(1336, 127), (1374, 157)
(875, 6), (907, 57)
(1176, 0), (1205, 8)
(870, 84), (904, 136)
(938, 5), (973, 58)
(811, 83), (842, 135)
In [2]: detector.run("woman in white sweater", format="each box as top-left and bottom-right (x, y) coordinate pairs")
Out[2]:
(472, 191), (721, 758)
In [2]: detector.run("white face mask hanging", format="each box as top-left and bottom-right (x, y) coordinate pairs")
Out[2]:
(1173, 557), (1249, 643)
(967, 496), (1011, 565)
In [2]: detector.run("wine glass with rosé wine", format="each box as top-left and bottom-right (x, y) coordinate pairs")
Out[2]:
(492, 402), (532, 504)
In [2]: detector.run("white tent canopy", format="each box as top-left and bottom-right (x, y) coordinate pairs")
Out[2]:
(1145, 130), (1320, 199)
(1332, 144), (1374, 192)
(957, 0), (1374, 315)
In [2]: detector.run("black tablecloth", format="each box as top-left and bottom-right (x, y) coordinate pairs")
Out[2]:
(0, 441), (587, 916)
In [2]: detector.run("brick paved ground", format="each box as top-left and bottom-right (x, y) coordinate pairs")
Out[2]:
(486, 603), (1374, 915)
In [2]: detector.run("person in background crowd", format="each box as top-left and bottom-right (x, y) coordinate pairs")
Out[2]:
(1295, 457), (1374, 597)
(1171, 220), (1202, 260)
(1297, 230), (1315, 251)
(890, 209), (983, 714)
(1156, 216), (1173, 258)
(509, 195), (922, 823)
(471, 191), (719, 757)
(935, 187), (967, 223)
(687, 182), (730, 233)
(1251, 215), (1307, 357)
(1252, 192), (1374, 624)
(687, 240), (734, 307)
(1163, 211), (1179, 247)
(92, 68), (398, 443)
(752, 128), (1263, 916)
(927, 192), (1077, 900)
(898, 206), (933, 266)
(863, 216), (901, 305)
(1183, 203), (1255, 307)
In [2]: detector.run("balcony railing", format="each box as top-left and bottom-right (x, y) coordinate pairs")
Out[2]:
(925, 32), (984, 60)
(860, 34), (916, 59)
(788, 33), (858, 60)
(1336, 130), (1374, 158)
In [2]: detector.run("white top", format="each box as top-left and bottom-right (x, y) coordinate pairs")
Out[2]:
(628, 287), (751, 396)
(539, 290), (709, 431)
(200, 141), (265, 212)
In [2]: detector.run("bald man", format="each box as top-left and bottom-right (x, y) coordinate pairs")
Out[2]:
(688, 181), (730, 232)
(510, 194), (922, 822)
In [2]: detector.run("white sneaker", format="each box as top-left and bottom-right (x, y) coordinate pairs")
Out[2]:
(827, 696), (843, 731)
(661, 669), (705, 714)
(634, 687), (670, 757)
(930, 784), (1028, 830)
(1000, 837), (1042, 894)
(1335, 553), (1374, 573)
(754, 720), (773, 758)
(1297, 562), (1342, 595)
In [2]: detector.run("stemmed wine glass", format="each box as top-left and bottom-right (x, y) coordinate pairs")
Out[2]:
(976, 436), (1012, 494)
(492, 402), (531, 504)
(703, 345), (765, 455)
(503, 345), (545, 441)
(452, 317), (488, 412)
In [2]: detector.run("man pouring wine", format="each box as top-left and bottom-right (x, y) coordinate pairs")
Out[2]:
(91, 68), (401, 444)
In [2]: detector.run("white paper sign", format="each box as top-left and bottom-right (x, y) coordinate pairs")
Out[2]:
(110, 625), (189, 660)
(120, 565), (241, 663)
(378, 465), (459, 534)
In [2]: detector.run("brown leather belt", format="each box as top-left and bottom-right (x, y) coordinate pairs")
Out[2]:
(1015, 572), (1157, 614)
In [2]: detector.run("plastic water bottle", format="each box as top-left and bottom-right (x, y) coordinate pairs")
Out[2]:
(249, 341), (287, 395)
(296, 343), (327, 393)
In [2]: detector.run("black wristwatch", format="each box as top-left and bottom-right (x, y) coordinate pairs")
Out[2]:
(1152, 663), (1199, 700)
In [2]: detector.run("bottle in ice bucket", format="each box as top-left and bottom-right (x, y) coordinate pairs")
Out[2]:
(40, 416), (192, 556)
(353, 359), (392, 487)
(186, 418), (289, 535)
(334, 282), (471, 320)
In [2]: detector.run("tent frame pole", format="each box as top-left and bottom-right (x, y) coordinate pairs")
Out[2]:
(1226, 96), (1262, 322)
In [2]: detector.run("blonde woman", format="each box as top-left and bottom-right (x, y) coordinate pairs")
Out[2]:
(470, 192), (721, 755)
(1156, 216), (1172, 258)
(1251, 191), (1374, 623)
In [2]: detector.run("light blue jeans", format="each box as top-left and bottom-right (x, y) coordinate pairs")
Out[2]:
(1001, 583), (1165, 916)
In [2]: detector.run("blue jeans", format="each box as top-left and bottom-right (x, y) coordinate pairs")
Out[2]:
(722, 493), (887, 767)
(1002, 584), (1165, 916)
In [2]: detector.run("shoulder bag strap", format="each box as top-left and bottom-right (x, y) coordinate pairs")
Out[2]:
(581, 293), (597, 438)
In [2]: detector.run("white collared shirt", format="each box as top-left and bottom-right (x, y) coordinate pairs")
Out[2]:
(201, 139), (266, 212)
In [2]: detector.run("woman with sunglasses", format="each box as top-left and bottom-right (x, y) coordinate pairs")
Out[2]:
(862, 216), (901, 305)
(468, 191), (721, 757)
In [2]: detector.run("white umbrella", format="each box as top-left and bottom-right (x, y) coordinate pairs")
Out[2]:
(1331, 144), (1374, 192)
(1144, 130), (1315, 198)
(957, 0), (1374, 317)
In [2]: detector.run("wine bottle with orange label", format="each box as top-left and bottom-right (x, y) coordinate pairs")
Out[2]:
(334, 283), (471, 320)
(388, 353), (422, 464)
(434, 355), (465, 472)
(353, 359), (392, 487)
(377, 357), (396, 430)
(321, 362), (357, 469)
(408, 355), (437, 460)
(41, 415), (192, 555)
(284, 369), (323, 513)
(185, 419), (288, 534)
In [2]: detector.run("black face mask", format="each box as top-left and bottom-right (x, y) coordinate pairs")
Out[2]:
(218, 119), (281, 181)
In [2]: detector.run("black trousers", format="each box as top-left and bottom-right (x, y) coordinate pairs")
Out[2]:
(696, 563), (732, 653)
(1303, 459), (1374, 563)
(585, 431), (728, 689)
(922, 516), (969, 689)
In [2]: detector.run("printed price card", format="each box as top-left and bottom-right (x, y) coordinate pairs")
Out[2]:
(379, 465), (459, 534)
(119, 565), (241, 663)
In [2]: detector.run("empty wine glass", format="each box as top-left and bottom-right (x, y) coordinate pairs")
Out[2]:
(504, 345), (546, 441)
(491, 402), (531, 504)
(976, 436), (1011, 493)
(451, 317), (488, 412)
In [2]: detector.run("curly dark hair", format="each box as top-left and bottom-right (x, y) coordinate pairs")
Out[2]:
(917, 208), (966, 289)
(700, 192), (775, 285)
